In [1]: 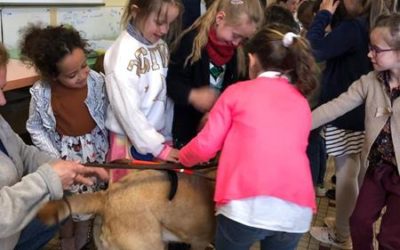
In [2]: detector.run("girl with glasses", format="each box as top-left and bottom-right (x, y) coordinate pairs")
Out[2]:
(312, 13), (400, 250)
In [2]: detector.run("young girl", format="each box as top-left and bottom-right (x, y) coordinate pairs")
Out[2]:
(179, 26), (318, 250)
(312, 13), (400, 250)
(306, 0), (372, 248)
(0, 43), (108, 250)
(21, 25), (108, 250)
(104, 0), (182, 182)
(166, 0), (263, 149)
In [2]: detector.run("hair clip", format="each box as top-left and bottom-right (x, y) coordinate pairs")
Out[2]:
(282, 32), (299, 47)
(230, 0), (244, 5)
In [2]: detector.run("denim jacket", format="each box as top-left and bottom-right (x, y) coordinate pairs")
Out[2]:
(26, 70), (108, 157)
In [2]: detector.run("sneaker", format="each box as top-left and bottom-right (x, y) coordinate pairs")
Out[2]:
(310, 226), (352, 249)
(316, 186), (327, 197)
(324, 216), (336, 229)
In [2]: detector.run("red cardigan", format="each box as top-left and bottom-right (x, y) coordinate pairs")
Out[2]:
(179, 75), (316, 210)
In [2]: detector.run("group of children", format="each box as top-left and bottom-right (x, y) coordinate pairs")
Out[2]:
(1, 0), (400, 249)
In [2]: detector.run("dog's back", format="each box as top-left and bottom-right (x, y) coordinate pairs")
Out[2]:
(38, 169), (215, 250)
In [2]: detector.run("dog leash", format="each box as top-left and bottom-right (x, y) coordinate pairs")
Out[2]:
(83, 159), (217, 182)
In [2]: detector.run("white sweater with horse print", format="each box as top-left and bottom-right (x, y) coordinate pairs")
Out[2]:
(104, 30), (173, 156)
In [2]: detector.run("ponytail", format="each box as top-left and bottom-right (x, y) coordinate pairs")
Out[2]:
(286, 36), (318, 96)
(246, 25), (318, 96)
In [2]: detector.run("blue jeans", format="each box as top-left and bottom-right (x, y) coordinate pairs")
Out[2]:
(15, 218), (58, 250)
(215, 215), (303, 250)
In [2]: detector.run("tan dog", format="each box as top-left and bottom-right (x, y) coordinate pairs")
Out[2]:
(37, 169), (216, 250)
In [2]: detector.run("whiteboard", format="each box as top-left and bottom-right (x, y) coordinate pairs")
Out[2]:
(57, 7), (123, 41)
(2, 8), (50, 49)
(0, 0), (104, 5)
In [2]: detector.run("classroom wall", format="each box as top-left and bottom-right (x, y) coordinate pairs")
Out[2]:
(1, 0), (126, 53)
(105, 0), (125, 6)
(0, 0), (127, 143)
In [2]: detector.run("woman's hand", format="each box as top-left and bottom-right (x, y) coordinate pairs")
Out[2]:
(51, 160), (109, 189)
(319, 0), (340, 14)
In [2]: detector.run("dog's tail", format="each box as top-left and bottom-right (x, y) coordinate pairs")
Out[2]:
(37, 191), (105, 225)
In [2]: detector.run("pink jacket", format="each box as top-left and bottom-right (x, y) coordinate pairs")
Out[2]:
(179, 75), (316, 211)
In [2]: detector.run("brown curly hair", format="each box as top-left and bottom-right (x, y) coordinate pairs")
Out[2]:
(0, 43), (9, 67)
(19, 24), (88, 80)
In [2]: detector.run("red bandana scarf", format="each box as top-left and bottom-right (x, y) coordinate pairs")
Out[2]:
(206, 28), (237, 66)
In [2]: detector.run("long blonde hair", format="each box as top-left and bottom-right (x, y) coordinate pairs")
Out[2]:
(171, 0), (263, 75)
(121, 0), (183, 44)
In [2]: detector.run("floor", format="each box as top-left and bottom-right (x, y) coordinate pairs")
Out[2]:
(44, 158), (379, 250)
(295, 195), (343, 250)
(296, 156), (346, 250)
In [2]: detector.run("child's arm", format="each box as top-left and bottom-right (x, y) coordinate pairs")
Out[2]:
(306, 10), (364, 62)
(157, 144), (179, 162)
(166, 31), (218, 110)
(95, 71), (109, 116)
(26, 85), (60, 157)
(312, 75), (368, 129)
(89, 70), (109, 134)
(179, 88), (233, 166)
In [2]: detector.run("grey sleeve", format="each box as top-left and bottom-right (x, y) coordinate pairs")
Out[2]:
(17, 134), (56, 175)
(0, 164), (63, 238)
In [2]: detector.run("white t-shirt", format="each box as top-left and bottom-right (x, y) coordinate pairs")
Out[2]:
(217, 195), (313, 233)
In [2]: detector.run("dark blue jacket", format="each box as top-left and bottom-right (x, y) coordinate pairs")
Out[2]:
(182, 0), (201, 29)
(307, 10), (372, 131)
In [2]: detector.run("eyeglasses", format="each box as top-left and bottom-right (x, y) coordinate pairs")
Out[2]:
(369, 44), (398, 54)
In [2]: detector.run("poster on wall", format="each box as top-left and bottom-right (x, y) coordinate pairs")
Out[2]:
(2, 8), (50, 49)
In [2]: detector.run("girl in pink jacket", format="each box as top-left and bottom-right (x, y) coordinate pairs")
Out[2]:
(179, 25), (318, 250)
